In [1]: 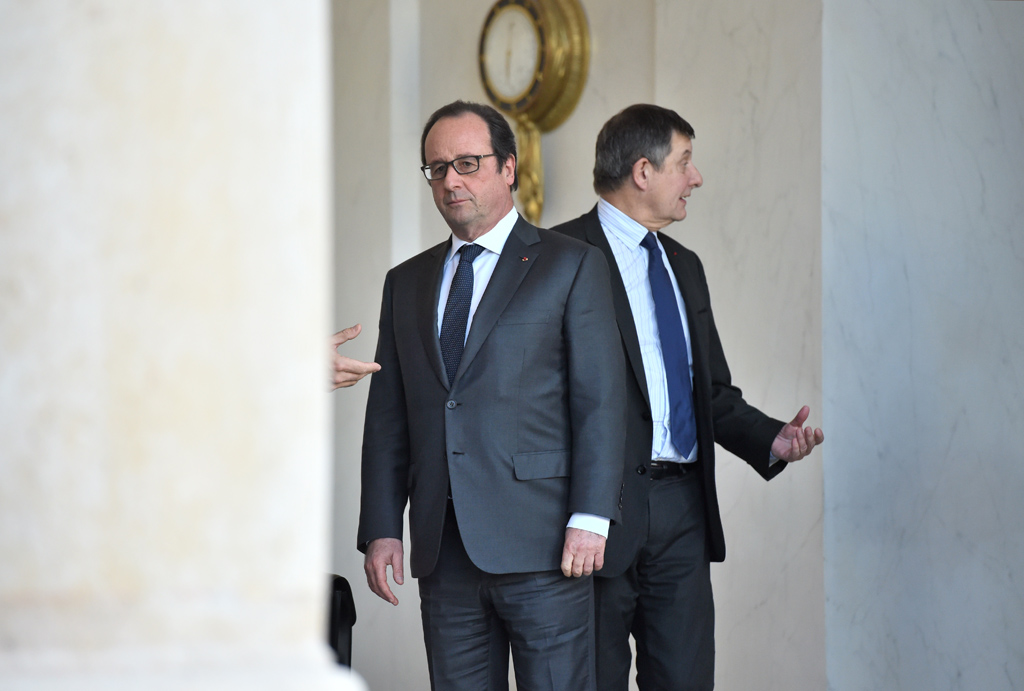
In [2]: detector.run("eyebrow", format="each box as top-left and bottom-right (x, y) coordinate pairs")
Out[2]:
(427, 152), (480, 165)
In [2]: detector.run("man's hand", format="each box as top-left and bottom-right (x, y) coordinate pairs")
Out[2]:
(561, 527), (606, 578)
(364, 537), (404, 605)
(770, 405), (825, 462)
(331, 324), (380, 390)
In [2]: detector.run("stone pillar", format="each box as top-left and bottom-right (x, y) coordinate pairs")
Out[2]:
(823, 0), (1024, 688)
(0, 3), (363, 688)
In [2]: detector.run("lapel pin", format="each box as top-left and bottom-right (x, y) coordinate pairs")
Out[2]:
(520, 256), (529, 262)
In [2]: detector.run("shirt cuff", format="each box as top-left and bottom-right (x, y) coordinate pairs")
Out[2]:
(768, 451), (783, 467)
(567, 513), (611, 538)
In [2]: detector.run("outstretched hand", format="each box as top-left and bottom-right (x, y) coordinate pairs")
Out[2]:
(330, 324), (380, 390)
(770, 405), (824, 462)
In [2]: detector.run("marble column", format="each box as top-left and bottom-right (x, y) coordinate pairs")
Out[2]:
(0, 3), (363, 688)
(823, 0), (1024, 688)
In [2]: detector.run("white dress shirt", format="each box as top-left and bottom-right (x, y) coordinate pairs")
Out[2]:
(436, 207), (611, 537)
(597, 198), (698, 463)
(436, 207), (519, 339)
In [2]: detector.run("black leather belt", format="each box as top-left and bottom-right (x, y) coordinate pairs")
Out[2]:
(649, 460), (697, 480)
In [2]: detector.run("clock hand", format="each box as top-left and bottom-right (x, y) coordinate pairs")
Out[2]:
(506, 22), (513, 81)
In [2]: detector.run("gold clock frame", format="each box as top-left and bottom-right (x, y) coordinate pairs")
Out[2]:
(479, 0), (590, 224)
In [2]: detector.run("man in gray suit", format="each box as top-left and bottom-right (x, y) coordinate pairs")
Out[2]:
(358, 101), (626, 691)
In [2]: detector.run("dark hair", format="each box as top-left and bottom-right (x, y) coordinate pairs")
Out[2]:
(420, 101), (519, 191)
(592, 104), (696, 195)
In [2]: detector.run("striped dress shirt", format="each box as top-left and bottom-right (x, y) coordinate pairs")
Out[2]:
(597, 198), (697, 463)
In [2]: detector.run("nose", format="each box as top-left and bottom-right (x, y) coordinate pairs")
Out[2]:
(442, 163), (464, 189)
(690, 163), (703, 189)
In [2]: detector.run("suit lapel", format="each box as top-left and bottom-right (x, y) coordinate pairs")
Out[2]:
(453, 218), (540, 384)
(582, 208), (652, 409)
(418, 240), (451, 390)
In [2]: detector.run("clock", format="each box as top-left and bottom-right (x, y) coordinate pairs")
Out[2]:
(478, 0), (590, 223)
(479, 2), (542, 110)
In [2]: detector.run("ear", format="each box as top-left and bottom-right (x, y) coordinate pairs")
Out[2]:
(631, 158), (651, 191)
(502, 154), (517, 186)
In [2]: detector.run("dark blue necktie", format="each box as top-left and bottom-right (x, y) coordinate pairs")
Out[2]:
(439, 244), (485, 385)
(640, 232), (697, 456)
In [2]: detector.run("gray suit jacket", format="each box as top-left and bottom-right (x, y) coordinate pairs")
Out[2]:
(358, 217), (627, 578)
(553, 207), (787, 574)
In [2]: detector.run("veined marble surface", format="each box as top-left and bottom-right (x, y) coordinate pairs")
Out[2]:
(823, 0), (1024, 688)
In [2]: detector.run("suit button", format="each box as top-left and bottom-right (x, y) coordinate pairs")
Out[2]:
(636, 465), (646, 475)
(446, 400), (457, 409)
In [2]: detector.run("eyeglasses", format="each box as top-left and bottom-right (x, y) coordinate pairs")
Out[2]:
(421, 154), (498, 182)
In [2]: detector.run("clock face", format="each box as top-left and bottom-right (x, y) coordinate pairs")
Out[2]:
(481, 4), (542, 105)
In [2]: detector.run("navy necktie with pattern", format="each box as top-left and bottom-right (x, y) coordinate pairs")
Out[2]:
(640, 232), (697, 456)
(439, 243), (485, 385)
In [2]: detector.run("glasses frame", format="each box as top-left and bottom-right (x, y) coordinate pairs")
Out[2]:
(421, 153), (498, 182)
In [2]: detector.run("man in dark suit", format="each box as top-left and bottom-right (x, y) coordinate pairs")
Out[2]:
(551, 104), (824, 691)
(357, 101), (626, 691)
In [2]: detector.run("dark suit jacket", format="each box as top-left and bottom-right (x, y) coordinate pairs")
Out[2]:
(358, 217), (626, 579)
(553, 206), (786, 575)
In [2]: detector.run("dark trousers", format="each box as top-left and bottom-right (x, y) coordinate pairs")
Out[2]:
(419, 505), (597, 691)
(594, 468), (714, 691)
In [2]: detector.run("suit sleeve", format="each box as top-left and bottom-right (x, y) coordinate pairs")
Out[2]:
(696, 257), (788, 481)
(563, 245), (628, 522)
(356, 271), (411, 552)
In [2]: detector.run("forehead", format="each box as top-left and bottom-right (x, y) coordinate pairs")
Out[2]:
(668, 131), (693, 159)
(424, 113), (491, 162)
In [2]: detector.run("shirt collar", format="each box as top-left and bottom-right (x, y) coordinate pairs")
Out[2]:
(597, 197), (653, 249)
(447, 207), (519, 263)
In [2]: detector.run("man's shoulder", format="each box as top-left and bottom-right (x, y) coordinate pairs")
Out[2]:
(655, 229), (700, 263)
(535, 225), (595, 254)
(548, 207), (599, 243)
(531, 226), (613, 278)
(506, 214), (594, 258)
(386, 239), (448, 277)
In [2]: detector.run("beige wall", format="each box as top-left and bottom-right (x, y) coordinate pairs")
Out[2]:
(331, 1), (824, 689)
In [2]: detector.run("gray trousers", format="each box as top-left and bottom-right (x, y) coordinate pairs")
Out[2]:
(419, 504), (597, 691)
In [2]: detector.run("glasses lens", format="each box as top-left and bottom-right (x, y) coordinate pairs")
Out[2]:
(452, 156), (480, 175)
(427, 163), (447, 180)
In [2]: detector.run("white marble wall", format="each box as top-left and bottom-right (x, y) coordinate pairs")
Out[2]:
(1, 2), (361, 688)
(822, 0), (1024, 688)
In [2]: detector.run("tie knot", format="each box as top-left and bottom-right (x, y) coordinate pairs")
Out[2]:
(459, 244), (484, 263)
(640, 232), (661, 255)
